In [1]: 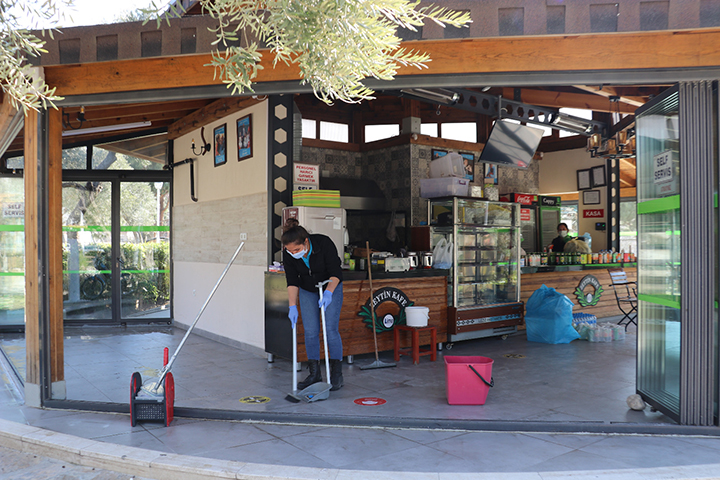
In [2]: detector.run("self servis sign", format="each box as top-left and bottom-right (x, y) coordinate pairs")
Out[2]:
(653, 150), (677, 196)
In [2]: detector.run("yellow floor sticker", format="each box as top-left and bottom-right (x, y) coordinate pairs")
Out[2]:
(239, 396), (270, 404)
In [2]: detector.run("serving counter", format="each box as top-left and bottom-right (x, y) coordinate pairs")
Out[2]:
(265, 270), (448, 362)
(520, 264), (637, 319)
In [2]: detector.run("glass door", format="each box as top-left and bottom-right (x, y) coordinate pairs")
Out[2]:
(63, 181), (113, 321)
(635, 88), (681, 418)
(120, 181), (170, 320)
(62, 178), (170, 323)
(0, 176), (25, 329)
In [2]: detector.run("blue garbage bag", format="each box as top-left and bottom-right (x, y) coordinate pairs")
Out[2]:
(525, 284), (580, 344)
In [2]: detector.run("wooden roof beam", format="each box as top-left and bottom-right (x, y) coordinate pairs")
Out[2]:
(44, 28), (720, 97)
(572, 85), (645, 107)
(501, 88), (637, 114)
(168, 96), (262, 140)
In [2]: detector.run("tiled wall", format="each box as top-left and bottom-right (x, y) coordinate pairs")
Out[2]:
(304, 143), (540, 232)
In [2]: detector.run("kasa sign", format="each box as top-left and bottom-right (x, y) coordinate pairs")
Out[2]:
(583, 209), (604, 218)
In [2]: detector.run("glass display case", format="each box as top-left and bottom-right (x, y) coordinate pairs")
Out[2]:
(428, 197), (524, 342)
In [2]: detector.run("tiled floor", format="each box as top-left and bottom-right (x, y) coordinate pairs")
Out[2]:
(1, 319), (672, 425)
(4, 323), (720, 475)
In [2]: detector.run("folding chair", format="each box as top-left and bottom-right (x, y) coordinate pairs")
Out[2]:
(607, 268), (637, 330)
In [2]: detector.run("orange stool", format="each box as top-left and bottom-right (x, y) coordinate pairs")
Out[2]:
(394, 325), (437, 365)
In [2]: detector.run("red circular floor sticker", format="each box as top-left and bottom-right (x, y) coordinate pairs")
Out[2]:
(354, 397), (387, 406)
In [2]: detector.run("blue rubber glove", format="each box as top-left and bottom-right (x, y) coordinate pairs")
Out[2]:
(319, 290), (333, 310)
(288, 305), (298, 328)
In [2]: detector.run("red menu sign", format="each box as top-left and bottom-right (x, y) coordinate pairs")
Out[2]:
(520, 208), (532, 221)
(583, 209), (605, 218)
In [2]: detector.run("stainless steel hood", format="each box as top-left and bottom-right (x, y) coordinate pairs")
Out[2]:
(319, 177), (387, 211)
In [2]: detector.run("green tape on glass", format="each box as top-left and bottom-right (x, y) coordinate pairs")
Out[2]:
(638, 293), (681, 310)
(0, 225), (24, 232)
(0, 272), (24, 276)
(62, 225), (169, 232)
(637, 195), (680, 215)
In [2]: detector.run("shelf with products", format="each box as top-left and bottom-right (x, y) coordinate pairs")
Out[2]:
(427, 196), (523, 342)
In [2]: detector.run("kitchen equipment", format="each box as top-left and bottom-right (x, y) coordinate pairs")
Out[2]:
(421, 252), (433, 268)
(282, 206), (347, 256)
(406, 306), (430, 327)
(406, 252), (419, 269)
(385, 257), (410, 272)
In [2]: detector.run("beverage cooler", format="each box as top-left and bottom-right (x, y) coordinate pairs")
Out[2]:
(501, 193), (561, 252)
(428, 197), (524, 342)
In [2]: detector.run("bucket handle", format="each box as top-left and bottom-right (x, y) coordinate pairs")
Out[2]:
(468, 365), (494, 388)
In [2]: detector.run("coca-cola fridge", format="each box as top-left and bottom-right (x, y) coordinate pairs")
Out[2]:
(501, 194), (561, 253)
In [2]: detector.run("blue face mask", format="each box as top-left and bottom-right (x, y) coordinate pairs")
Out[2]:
(288, 248), (307, 259)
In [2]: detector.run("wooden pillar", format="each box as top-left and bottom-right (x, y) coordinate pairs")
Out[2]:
(48, 108), (64, 395)
(24, 109), (40, 402)
(401, 98), (421, 135)
(23, 107), (64, 406)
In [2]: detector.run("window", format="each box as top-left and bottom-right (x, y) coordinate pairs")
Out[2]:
(301, 119), (317, 139)
(560, 203), (578, 234)
(441, 122), (476, 143)
(421, 123), (438, 137)
(365, 124), (399, 143)
(319, 121), (349, 143)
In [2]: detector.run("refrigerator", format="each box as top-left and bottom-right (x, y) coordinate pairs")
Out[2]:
(537, 196), (561, 250)
(282, 206), (347, 256)
(501, 194), (561, 252)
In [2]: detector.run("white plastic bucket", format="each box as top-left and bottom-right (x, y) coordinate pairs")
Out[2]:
(406, 306), (430, 327)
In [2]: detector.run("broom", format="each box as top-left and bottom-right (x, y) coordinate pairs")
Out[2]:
(360, 241), (396, 370)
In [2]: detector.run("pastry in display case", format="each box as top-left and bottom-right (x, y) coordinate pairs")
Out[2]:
(428, 197), (524, 342)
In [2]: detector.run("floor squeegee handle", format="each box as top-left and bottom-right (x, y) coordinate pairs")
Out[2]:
(155, 241), (245, 388)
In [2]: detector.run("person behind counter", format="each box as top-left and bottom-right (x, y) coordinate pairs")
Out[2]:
(282, 218), (344, 391)
(550, 222), (573, 253)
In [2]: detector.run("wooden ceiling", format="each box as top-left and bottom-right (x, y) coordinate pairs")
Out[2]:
(4, 83), (663, 188)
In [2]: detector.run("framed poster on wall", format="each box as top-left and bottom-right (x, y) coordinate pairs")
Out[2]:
(591, 165), (606, 187)
(577, 168), (591, 190)
(213, 124), (227, 167)
(237, 114), (252, 161)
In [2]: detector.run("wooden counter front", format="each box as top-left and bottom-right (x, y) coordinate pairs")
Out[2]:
(265, 272), (448, 362)
(521, 266), (637, 319)
(294, 276), (448, 362)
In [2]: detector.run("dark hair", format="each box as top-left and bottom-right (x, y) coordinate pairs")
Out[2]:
(557, 223), (569, 230)
(281, 218), (309, 246)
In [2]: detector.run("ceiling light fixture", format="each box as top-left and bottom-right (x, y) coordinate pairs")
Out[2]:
(61, 121), (152, 138)
(550, 113), (594, 134)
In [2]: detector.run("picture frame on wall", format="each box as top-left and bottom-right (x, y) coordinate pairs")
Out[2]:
(577, 168), (591, 190)
(431, 149), (447, 160)
(213, 123), (227, 167)
(484, 163), (498, 185)
(237, 114), (252, 161)
(460, 152), (474, 182)
(583, 189), (601, 205)
(591, 165), (606, 187)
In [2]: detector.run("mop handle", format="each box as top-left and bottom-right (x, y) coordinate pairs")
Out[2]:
(157, 241), (245, 386)
(365, 242), (380, 362)
(317, 280), (332, 384)
(292, 322), (297, 391)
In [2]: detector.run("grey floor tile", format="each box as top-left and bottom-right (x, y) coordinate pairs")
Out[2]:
(208, 437), (335, 469)
(342, 443), (477, 472)
(523, 448), (635, 472)
(147, 421), (275, 456)
(426, 431), (574, 472)
(96, 429), (177, 454)
(578, 435), (720, 469)
(281, 427), (425, 468)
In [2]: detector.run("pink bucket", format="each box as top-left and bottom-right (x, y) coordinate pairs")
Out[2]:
(444, 356), (494, 405)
